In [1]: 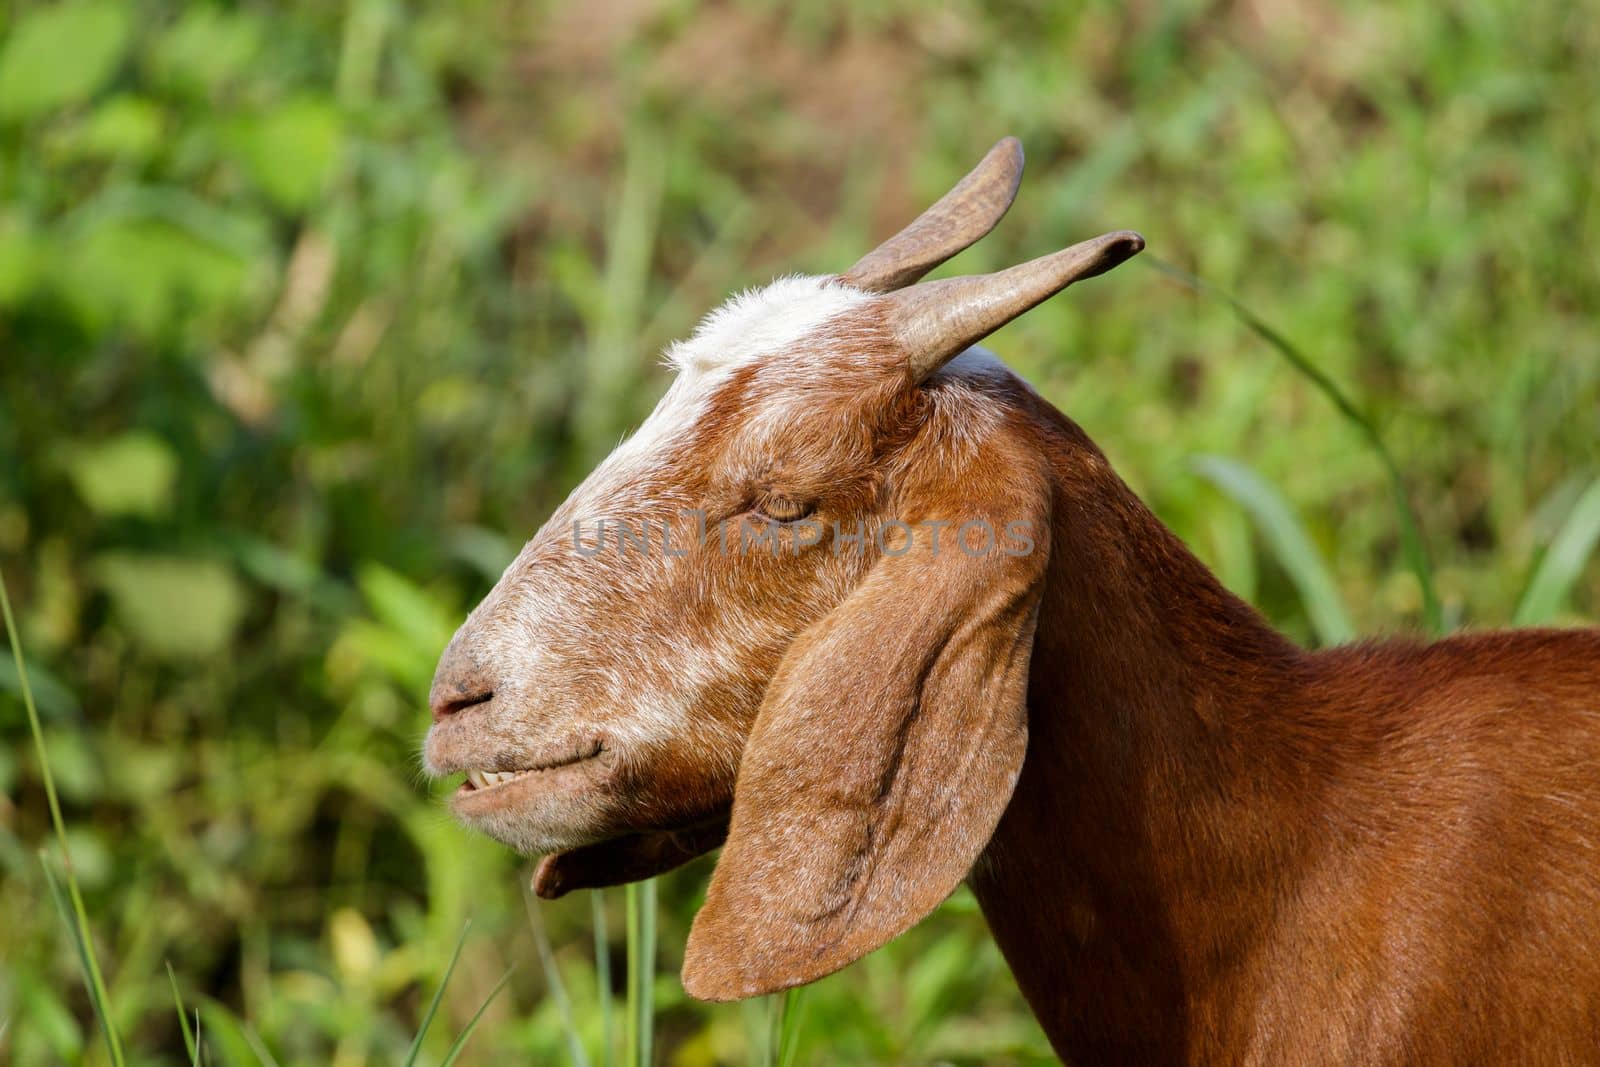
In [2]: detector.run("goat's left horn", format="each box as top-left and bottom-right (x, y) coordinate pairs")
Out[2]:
(841, 137), (1026, 294)
(886, 229), (1146, 381)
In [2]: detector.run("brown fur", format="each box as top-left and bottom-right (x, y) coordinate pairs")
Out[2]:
(433, 297), (1600, 1065)
(971, 386), (1600, 1064)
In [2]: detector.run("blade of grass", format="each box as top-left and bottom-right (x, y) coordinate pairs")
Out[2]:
(1151, 259), (1443, 633)
(1193, 455), (1356, 645)
(1515, 477), (1600, 625)
(404, 920), (471, 1067)
(523, 881), (592, 1067)
(3, 569), (126, 1067)
(741, 996), (770, 1067)
(199, 998), (284, 1067)
(764, 992), (784, 1067)
(40, 860), (112, 1056)
(591, 888), (614, 1067)
(624, 879), (657, 1067)
(438, 967), (515, 1067)
(167, 962), (200, 1065)
(776, 987), (807, 1067)
(240, 1024), (283, 1067)
(578, 122), (666, 462)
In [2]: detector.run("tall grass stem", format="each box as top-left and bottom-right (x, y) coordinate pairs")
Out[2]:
(1515, 477), (1600, 625)
(624, 879), (657, 1067)
(1193, 455), (1356, 645)
(403, 921), (471, 1067)
(438, 967), (515, 1067)
(592, 888), (615, 1067)
(776, 987), (806, 1067)
(524, 883), (592, 1067)
(3, 569), (126, 1066)
(167, 962), (200, 1065)
(1149, 259), (1443, 633)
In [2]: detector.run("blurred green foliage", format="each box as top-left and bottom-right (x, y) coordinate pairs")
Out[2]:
(1, 0), (1597, 1063)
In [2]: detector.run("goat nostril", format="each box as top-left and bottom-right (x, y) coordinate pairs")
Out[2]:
(432, 689), (493, 721)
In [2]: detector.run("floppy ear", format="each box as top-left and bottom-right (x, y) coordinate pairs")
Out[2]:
(682, 465), (1050, 999)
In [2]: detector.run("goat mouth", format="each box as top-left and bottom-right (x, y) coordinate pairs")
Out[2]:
(454, 740), (609, 797)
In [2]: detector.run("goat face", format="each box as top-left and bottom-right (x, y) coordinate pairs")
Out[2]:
(423, 278), (903, 855)
(424, 137), (1143, 998)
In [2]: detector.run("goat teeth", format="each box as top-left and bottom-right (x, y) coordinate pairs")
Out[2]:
(465, 767), (537, 790)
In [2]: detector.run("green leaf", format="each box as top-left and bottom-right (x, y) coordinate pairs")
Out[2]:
(55, 217), (253, 339)
(0, 654), (79, 721)
(15, 972), (85, 1061)
(229, 98), (343, 210)
(228, 534), (354, 613)
(198, 999), (283, 1067)
(0, 2), (130, 121)
(61, 432), (178, 519)
(59, 95), (165, 161)
(356, 563), (457, 659)
(448, 526), (518, 585)
(1193, 455), (1357, 646)
(331, 566), (457, 694)
(61, 826), (113, 889)
(0, 214), (43, 306)
(152, 7), (264, 96)
(1515, 477), (1600, 625)
(91, 552), (247, 659)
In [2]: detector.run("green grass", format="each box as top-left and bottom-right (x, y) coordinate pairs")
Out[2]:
(1153, 259), (1445, 635)
(2, 0), (1598, 1063)
(524, 882), (592, 1067)
(166, 963), (200, 1066)
(402, 923), (471, 1067)
(590, 890), (615, 1067)
(1194, 455), (1357, 646)
(4, 568), (125, 1066)
(1516, 478), (1600, 626)
(624, 880), (657, 1067)
(437, 968), (514, 1067)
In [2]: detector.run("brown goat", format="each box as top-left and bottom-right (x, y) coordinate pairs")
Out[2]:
(425, 137), (1600, 1064)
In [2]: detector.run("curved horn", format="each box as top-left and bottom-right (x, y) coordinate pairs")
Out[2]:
(886, 229), (1145, 380)
(841, 137), (1026, 293)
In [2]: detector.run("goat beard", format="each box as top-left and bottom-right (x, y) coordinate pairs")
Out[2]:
(532, 816), (730, 898)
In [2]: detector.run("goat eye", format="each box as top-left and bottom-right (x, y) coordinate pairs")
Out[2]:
(754, 496), (815, 524)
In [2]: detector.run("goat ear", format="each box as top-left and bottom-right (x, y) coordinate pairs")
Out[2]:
(682, 467), (1048, 999)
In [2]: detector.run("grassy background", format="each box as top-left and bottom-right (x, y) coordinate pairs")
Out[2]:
(2, 0), (1597, 1063)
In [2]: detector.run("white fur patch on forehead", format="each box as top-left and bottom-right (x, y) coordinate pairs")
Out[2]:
(535, 275), (870, 536)
(665, 275), (871, 374)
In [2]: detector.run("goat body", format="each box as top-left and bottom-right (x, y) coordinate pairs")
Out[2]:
(976, 386), (1600, 1063)
(426, 137), (1600, 1065)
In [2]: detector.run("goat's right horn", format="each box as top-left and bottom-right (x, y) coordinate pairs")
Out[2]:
(886, 229), (1146, 381)
(840, 137), (1025, 293)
